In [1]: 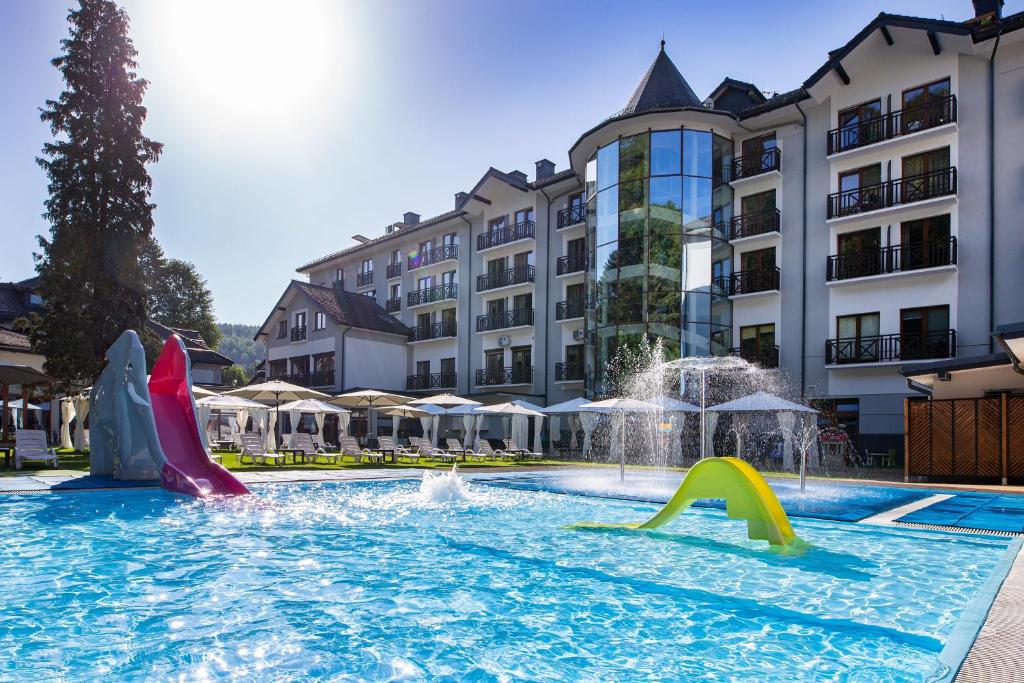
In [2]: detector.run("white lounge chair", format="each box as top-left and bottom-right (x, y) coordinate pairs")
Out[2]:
(293, 433), (337, 464)
(506, 439), (543, 460)
(239, 433), (287, 466)
(379, 436), (419, 464)
(14, 430), (59, 469)
(340, 437), (384, 464)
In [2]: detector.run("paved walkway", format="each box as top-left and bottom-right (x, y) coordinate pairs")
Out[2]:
(956, 542), (1024, 682)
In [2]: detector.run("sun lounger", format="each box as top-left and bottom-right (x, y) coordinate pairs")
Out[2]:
(506, 439), (543, 460)
(239, 433), (287, 466)
(410, 437), (457, 464)
(379, 436), (419, 464)
(14, 429), (59, 469)
(293, 433), (337, 465)
(340, 437), (385, 464)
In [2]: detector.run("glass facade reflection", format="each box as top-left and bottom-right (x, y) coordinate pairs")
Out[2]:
(585, 129), (734, 395)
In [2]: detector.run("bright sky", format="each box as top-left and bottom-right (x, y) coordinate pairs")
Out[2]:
(0, 0), (1014, 323)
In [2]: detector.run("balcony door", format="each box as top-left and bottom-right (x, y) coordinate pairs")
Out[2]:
(837, 312), (880, 363)
(837, 227), (882, 278)
(416, 360), (430, 379)
(487, 257), (506, 279)
(838, 164), (882, 213)
(901, 215), (951, 270)
(441, 307), (456, 333)
(740, 189), (775, 217)
(417, 312), (432, 338)
(440, 357), (455, 386)
(485, 349), (504, 381)
(514, 208), (534, 226)
(902, 147), (950, 202)
(739, 324), (775, 365)
(511, 346), (532, 383)
(513, 293), (532, 324)
(417, 275), (433, 293)
(741, 133), (776, 173)
(488, 216), (506, 236)
(837, 99), (882, 150)
(900, 305), (949, 360)
(565, 344), (584, 376)
(740, 247), (775, 290)
(902, 78), (951, 133)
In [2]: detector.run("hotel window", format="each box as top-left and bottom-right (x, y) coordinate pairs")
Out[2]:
(838, 164), (883, 212)
(836, 312), (880, 362)
(740, 247), (774, 273)
(837, 99), (882, 149)
(277, 320), (287, 339)
(902, 147), (951, 202)
(740, 132), (777, 172)
(514, 208), (535, 225)
(390, 283), (401, 300)
(487, 298), (506, 317)
(390, 249), (401, 266)
(514, 251), (533, 270)
(739, 324), (776, 362)
(441, 270), (456, 288)
(313, 312), (326, 331)
(360, 259), (373, 275)
(565, 343), (584, 368)
(416, 312), (432, 333)
(485, 349), (504, 375)
(441, 307), (456, 328)
(901, 215), (951, 269)
(741, 189), (776, 216)
(442, 232), (457, 249)
(900, 305), (950, 359)
(511, 346), (532, 382)
(488, 216), (506, 235)
(513, 292), (532, 313)
(902, 78), (951, 133)
(836, 227), (882, 279)
(294, 312), (306, 329)
(440, 357), (455, 380)
(362, 290), (376, 299)
(416, 360), (430, 377)
(417, 275), (432, 292)
(334, 268), (344, 283)
(419, 239), (433, 254)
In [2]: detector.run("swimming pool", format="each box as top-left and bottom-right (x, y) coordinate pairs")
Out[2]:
(0, 479), (1016, 682)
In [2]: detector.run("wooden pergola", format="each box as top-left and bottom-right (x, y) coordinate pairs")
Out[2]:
(0, 362), (54, 442)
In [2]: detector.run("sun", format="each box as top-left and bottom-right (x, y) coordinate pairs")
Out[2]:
(153, 1), (337, 125)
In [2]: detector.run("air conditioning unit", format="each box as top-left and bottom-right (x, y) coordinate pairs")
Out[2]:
(572, 329), (585, 342)
(498, 336), (512, 347)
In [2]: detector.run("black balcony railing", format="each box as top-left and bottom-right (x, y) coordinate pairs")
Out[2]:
(408, 244), (458, 270)
(826, 329), (956, 365)
(731, 147), (781, 181)
(476, 366), (533, 386)
(555, 363), (585, 382)
(273, 370), (335, 387)
(357, 271), (374, 287)
(556, 253), (588, 276)
(476, 308), (534, 332)
(826, 238), (958, 281)
(730, 209), (781, 240)
(477, 265), (535, 291)
(557, 204), (586, 229)
(385, 297), (401, 313)
(555, 299), (585, 321)
(477, 221), (535, 250)
(716, 267), (780, 296)
(406, 372), (457, 391)
(407, 283), (458, 307)
(407, 320), (457, 342)
(732, 345), (779, 369)
(827, 167), (957, 219)
(386, 262), (402, 279)
(290, 326), (307, 342)
(826, 95), (958, 155)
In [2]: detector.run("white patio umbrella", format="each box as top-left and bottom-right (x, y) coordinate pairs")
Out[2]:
(580, 397), (662, 481)
(707, 391), (818, 487)
(408, 393), (481, 440)
(196, 394), (268, 448)
(225, 381), (328, 449)
(542, 397), (593, 452)
(476, 402), (545, 451)
(329, 389), (411, 442)
(278, 398), (349, 448)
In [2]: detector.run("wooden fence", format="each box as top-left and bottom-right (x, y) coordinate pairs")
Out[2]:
(905, 394), (1024, 483)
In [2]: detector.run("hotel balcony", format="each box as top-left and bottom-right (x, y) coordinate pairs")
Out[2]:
(826, 238), (957, 282)
(407, 283), (458, 307)
(290, 326), (307, 342)
(475, 366), (533, 387)
(476, 308), (534, 332)
(555, 299), (585, 321)
(717, 267), (780, 296)
(826, 95), (957, 156)
(477, 221), (535, 251)
(386, 262), (402, 279)
(407, 320), (457, 343)
(408, 244), (458, 270)
(557, 204), (586, 229)
(556, 253), (588, 276)
(477, 265), (535, 292)
(554, 363), (585, 382)
(729, 209), (781, 241)
(406, 372), (457, 391)
(385, 297), (401, 313)
(825, 330), (956, 366)
(730, 147), (781, 182)
(274, 370), (335, 388)
(826, 167), (957, 220)
(730, 345), (779, 369)
(356, 271), (374, 287)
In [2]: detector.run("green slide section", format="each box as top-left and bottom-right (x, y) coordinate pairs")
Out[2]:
(572, 457), (802, 548)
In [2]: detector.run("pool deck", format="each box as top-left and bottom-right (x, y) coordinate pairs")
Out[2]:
(4, 465), (1024, 679)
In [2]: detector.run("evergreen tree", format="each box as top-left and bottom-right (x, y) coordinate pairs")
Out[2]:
(148, 258), (221, 348)
(32, 0), (162, 390)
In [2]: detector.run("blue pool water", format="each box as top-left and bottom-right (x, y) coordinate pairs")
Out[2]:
(481, 471), (932, 521)
(0, 480), (1015, 682)
(899, 492), (1024, 532)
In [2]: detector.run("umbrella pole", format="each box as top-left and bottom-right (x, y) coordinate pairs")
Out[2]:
(619, 411), (625, 482)
(274, 391), (280, 451)
(699, 368), (706, 460)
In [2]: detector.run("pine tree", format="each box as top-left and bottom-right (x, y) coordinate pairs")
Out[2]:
(148, 258), (222, 349)
(32, 0), (162, 389)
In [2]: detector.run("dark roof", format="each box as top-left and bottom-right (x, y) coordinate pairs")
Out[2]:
(994, 322), (1024, 341)
(0, 281), (44, 325)
(901, 352), (1010, 377)
(739, 88), (810, 119)
(0, 328), (32, 351)
(292, 281), (410, 337)
(532, 168), (579, 189)
(622, 42), (703, 115)
(147, 320), (234, 367)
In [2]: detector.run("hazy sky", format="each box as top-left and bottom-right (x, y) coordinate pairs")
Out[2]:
(0, 0), (1012, 323)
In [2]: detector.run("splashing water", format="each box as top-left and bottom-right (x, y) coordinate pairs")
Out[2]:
(419, 466), (472, 503)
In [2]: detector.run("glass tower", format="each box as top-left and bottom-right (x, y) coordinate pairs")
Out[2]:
(585, 128), (734, 395)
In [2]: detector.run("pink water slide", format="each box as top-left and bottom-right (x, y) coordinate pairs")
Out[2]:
(149, 336), (249, 497)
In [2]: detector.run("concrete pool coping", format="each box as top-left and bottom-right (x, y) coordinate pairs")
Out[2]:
(3, 465), (1023, 680)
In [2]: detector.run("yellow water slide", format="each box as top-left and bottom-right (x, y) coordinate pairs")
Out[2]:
(573, 457), (801, 547)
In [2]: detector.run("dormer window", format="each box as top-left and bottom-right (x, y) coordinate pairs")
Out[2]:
(28, 293), (43, 306)
(277, 320), (288, 339)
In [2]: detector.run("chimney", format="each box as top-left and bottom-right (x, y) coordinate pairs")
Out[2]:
(403, 211), (420, 226)
(972, 0), (1003, 20)
(509, 170), (528, 185)
(535, 158), (555, 181)
(455, 191), (469, 209)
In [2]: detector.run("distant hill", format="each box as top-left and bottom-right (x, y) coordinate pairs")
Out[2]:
(216, 323), (262, 375)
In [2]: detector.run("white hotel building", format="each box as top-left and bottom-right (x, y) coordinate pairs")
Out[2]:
(255, 3), (1024, 452)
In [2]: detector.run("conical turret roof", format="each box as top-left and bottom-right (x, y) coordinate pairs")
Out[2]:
(622, 41), (703, 115)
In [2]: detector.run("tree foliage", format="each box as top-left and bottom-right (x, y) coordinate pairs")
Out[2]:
(31, 0), (162, 390)
(216, 323), (262, 376)
(148, 257), (221, 349)
(221, 364), (248, 387)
